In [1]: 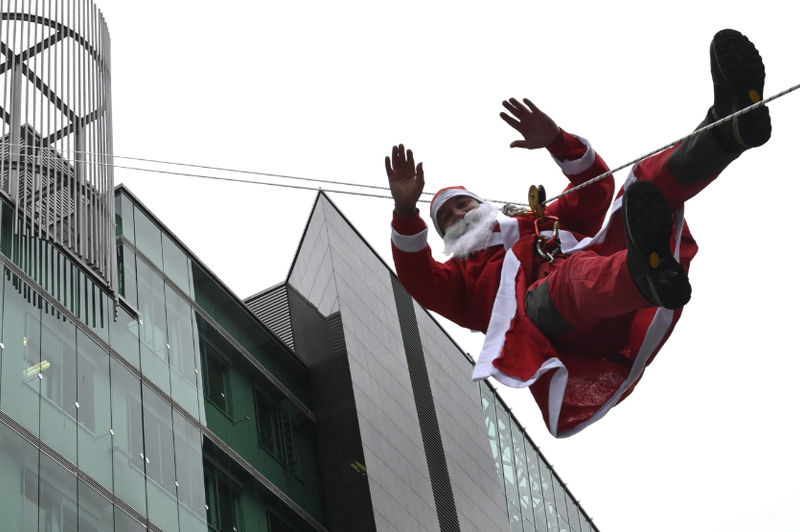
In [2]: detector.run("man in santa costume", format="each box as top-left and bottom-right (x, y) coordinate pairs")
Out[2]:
(386, 29), (771, 437)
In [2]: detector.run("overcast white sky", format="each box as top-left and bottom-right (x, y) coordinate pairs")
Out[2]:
(98, 1), (798, 531)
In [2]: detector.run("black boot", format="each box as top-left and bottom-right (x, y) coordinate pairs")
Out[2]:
(668, 29), (771, 185)
(709, 29), (771, 152)
(623, 180), (691, 310)
(669, 113), (741, 185)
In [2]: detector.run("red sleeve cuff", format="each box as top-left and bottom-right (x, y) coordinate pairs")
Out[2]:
(392, 210), (427, 235)
(546, 129), (588, 161)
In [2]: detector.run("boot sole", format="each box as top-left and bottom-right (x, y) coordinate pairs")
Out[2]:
(711, 29), (771, 148)
(623, 181), (691, 309)
(711, 29), (765, 111)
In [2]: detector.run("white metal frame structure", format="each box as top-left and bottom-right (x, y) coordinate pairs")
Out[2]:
(0, 0), (115, 295)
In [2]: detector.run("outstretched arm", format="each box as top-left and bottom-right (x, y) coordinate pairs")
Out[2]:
(385, 144), (425, 217)
(500, 98), (561, 150)
(385, 145), (482, 330)
(502, 99), (613, 236)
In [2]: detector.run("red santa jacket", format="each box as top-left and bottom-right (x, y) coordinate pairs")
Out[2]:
(391, 131), (700, 437)
(391, 132), (613, 329)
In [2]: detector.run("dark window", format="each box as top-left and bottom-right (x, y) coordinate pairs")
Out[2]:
(267, 511), (297, 532)
(204, 463), (242, 532)
(254, 389), (288, 465)
(200, 339), (231, 415)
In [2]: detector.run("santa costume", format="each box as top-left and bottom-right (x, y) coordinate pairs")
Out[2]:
(390, 29), (770, 437)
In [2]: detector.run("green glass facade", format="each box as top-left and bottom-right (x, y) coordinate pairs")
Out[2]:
(0, 190), (326, 532)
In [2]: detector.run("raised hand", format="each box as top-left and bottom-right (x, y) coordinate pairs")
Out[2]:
(500, 98), (560, 150)
(385, 144), (425, 214)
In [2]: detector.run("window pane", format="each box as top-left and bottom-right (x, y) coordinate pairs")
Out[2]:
(116, 192), (136, 243)
(0, 421), (40, 531)
(110, 358), (147, 516)
(162, 235), (192, 297)
(255, 389), (286, 463)
(1, 271), (42, 438)
(79, 480), (115, 532)
(546, 501), (559, 532)
(526, 440), (547, 531)
(526, 439), (542, 493)
(165, 286), (200, 420)
(479, 382), (503, 489)
(133, 205), (163, 270)
(113, 507), (146, 532)
(539, 455), (555, 504)
(497, 408), (519, 508)
(173, 415), (208, 531)
(268, 512), (293, 532)
(204, 463), (241, 532)
(119, 245), (138, 307)
(512, 423), (534, 525)
(109, 305), (141, 369)
(509, 501), (524, 532)
(533, 491), (547, 532)
(566, 492), (581, 531)
(580, 512), (594, 532)
(77, 330), (114, 491)
(198, 325), (231, 420)
(84, 279), (111, 345)
(554, 477), (569, 522)
(39, 308), (78, 463)
(38, 453), (79, 532)
(137, 257), (170, 393)
(143, 387), (179, 532)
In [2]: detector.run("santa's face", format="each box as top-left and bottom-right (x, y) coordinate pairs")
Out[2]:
(442, 200), (499, 259)
(436, 195), (481, 234)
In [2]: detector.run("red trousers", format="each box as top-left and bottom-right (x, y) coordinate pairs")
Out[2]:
(527, 144), (712, 356)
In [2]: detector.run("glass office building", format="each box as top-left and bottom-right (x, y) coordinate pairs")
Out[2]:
(0, 1), (601, 530)
(0, 182), (603, 532)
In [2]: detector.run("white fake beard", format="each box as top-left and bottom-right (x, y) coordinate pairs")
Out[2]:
(442, 201), (500, 259)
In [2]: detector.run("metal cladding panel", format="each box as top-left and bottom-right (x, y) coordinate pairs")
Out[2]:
(285, 286), (332, 368)
(415, 311), (510, 532)
(391, 275), (461, 532)
(0, 0), (116, 294)
(281, 194), (515, 532)
(246, 283), (296, 351)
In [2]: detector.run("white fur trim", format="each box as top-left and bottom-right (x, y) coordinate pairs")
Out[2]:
(391, 225), (428, 253)
(551, 135), (597, 175)
(497, 215), (520, 250)
(472, 249), (522, 383)
(546, 361), (569, 437)
(486, 232), (503, 248)
(483, 215), (521, 250)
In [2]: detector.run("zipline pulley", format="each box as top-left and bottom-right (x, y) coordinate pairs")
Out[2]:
(528, 185), (561, 263)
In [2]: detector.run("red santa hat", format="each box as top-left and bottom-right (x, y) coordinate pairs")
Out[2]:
(430, 186), (485, 237)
